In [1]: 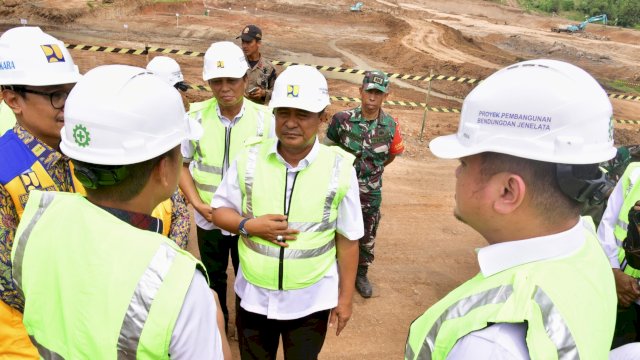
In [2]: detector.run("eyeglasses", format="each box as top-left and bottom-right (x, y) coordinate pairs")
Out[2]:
(19, 88), (70, 109)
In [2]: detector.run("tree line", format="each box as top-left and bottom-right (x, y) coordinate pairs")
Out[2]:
(518, 0), (640, 28)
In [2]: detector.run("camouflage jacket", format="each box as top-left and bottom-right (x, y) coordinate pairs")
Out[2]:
(326, 107), (398, 194)
(246, 55), (277, 105)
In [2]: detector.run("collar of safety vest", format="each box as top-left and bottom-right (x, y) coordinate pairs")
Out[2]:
(215, 101), (246, 125)
(97, 205), (163, 234)
(477, 218), (586, 277)
(270, 137), (320, 171)
(14, 124), (65, 169)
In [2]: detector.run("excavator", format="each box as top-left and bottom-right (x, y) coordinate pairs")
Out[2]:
(552, 14), (607, 33)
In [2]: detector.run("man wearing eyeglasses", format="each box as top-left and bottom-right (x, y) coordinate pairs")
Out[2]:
(0, 26), (82, 358)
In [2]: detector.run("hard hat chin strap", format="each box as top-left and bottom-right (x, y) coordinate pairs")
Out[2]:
(73, 163), (130, 189)
(556, 163), (609, 204)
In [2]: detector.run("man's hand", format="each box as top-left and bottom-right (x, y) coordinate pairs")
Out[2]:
(194, 202), (214, 222)
(246, 86), (265, 101)
(613, 268), (640, 307)
(245, 214), (299, 247)
(329, 297), (352, 336)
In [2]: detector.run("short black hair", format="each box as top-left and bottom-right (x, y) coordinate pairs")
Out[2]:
(479, 152), (582, 224)
(73, 146), (179, 202)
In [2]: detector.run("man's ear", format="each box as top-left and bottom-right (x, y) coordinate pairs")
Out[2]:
(154, 156), (172, 188)
(492, 173), (526, 215)
(2, 89), (23, 116)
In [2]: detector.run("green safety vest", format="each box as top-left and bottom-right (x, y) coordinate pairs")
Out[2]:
(0, 100), (16, 135)
(405, 218), (615, 360)
(236, 138), (354, 290)
(189, 97), (271, 205)
(615, 162), (640, 277)
(11, 190), (206, 359)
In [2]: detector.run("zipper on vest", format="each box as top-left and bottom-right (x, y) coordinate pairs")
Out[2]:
(280, 169), (299, 290)
(222, 127), (232, 177)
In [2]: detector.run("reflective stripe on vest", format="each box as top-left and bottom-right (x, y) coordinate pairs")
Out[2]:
(406, 285), (576, 360)
(30, 335), (64, 360)
(117, 242), (177, 358)
(12, 191), (54, 294)
(405, 220), (615, 360)
(614, 163), (640, 277)
(240, 235), (336, 259)
(242, 145), (344, 254)
(243, 145), (343, 235)
(13, 191), (200, 358)
(13, 192), (181, 358)
(190, 99), (269, 205)
(237, 140), (354, 290)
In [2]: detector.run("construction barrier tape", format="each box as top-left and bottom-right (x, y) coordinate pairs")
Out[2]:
(64, 43), (640, 105)
(609, 93), (640, 101)
(64, 43), (479, 84)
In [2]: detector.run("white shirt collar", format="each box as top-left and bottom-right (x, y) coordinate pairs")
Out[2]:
(215, 101), (246, 127)
(267, 137), (320, 172)
(477, 218), (589, 277)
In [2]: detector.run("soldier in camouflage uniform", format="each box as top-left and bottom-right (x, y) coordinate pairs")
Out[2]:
(324, 70), (405, 298)
(237, 25), (277, 105)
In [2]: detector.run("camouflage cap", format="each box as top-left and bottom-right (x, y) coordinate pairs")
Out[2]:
(362, 70), (389, 93)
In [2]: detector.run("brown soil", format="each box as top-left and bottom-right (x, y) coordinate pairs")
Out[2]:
(2, 0), (639, 358)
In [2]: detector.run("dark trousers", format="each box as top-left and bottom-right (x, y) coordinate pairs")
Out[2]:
(197, 227), (239, 329)
(236, 303), (330, 360)
(612, 303), (640, 349)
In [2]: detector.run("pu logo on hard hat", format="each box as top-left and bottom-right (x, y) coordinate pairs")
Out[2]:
(287, 85), (299, 98)
(73, 124), (91, 148)
(216, 61), (224, 68)
(40, 44), (66, 63)
(373, 76), (384, 85)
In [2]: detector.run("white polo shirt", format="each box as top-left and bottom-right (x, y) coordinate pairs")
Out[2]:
(212, 138), (364, 320)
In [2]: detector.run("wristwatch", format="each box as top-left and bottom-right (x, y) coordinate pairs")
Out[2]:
(238, 218), (251, 237)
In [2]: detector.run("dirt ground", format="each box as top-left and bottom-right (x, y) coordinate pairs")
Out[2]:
(2, 0), (640, 358)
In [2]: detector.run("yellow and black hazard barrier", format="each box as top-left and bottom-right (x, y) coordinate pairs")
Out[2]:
(609, 93), (640, 102)
(615, 119), (640, 125)
(64, 43), (479, 84)
(65, 43), (640, 102)
(187, 84), (460, 112)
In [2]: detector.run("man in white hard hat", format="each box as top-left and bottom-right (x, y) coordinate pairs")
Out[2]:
(236, 24), (277, 105)
(145, 56), (192, 250)
(0, 26), (83, 358)
(147, 55), (189, 93)
(179, 41), (275, 331)
(405, 59), (617, 359)
(212, 65), (362, 359)
(12, 64), (230, 359)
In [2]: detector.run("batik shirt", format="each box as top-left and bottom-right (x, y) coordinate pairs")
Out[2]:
(0, 125), (77, 311)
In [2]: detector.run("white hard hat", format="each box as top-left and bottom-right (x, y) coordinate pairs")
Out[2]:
(268, 65), (330, 113)
(61, 65), (202, 166)
(146, 56), (184, 86)
(202, 41), (248, 80)
(430, 59), (615, 164)
(0, 26), (81, 86)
